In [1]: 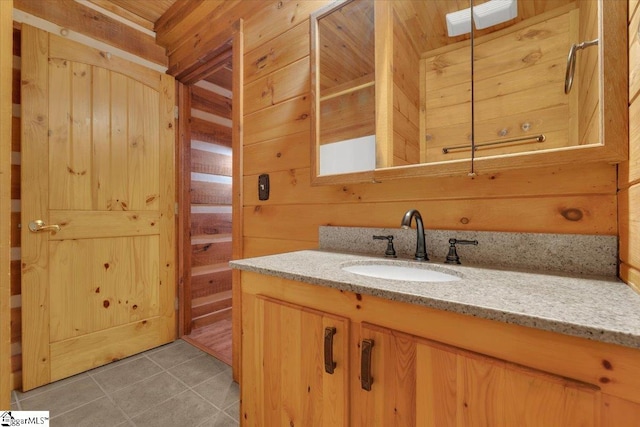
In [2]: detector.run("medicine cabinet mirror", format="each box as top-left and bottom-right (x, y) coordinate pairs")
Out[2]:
(310, 0), (627, 185)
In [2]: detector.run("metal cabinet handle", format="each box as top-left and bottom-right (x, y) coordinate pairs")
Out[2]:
(360, 339), (374, 391)
(324, 327), (337, 374)
(28, 220), (60, 233)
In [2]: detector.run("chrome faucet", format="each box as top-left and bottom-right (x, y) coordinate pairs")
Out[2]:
(401, 209), (428, 261)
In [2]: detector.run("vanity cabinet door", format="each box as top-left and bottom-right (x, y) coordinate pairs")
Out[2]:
(353, 322), (599, 427)
(241, 295), (349, 427)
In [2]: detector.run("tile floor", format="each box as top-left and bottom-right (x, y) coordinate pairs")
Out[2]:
(11, 340), (239, 427)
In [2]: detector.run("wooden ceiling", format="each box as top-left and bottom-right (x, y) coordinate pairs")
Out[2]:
(86, 0), (232, 87)
(87, 0), (177, 31)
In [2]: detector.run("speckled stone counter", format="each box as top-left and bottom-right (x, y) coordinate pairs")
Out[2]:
(230, 250), (640, 349)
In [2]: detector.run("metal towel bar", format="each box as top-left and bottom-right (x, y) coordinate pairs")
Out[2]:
(565, 39), (598, 94)
(442, 134), (545, 154)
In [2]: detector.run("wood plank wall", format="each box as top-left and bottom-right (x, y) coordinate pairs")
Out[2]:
(1, 0), (14, 410)
(621, 0), (640, 293)
(235, 1), (618, 260)
(151, 0), (619, 260)
(9, 26), (22, 392)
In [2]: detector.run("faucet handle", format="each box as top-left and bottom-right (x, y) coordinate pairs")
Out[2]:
(373, 235), (397, 258)
(445, 238), (478, 264)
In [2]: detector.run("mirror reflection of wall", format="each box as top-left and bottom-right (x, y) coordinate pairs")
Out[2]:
(316, 0), (376, 175)
(313, 0), (603, 178)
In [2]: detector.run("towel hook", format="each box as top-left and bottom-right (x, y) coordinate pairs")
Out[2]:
(564, 39), (598, 94)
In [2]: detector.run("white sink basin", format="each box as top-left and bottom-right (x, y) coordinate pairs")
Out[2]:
(341, 263), (461, 282)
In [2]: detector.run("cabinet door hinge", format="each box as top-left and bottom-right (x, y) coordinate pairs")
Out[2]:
(174, 106), (179, 119)
(175, 202), (179, 215)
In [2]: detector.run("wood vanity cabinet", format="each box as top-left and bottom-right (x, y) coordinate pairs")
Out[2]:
(241, 293), (350, 426)
(354, 323), (598, 426)
(240, 271), (640, 426)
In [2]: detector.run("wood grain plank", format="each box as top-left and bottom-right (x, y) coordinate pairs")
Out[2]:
(242, 237), (317, 259)
(244, 20), (309, 85)
(49, 317), (173, 382)
(244, 57), (310, 115)
(87, 0), (156, 31)
(244, 1), (331, 53)
(244, 95), (310, 146)
(14, 0), (167, 66)
(191, 240), (233, 267)
(243, 130), (310, 176)
(190, 212), (232, 236)
(191, 149), (232, 176)
(191, 264), (232, 299)
(20, 24), (52, 391)
(191, 117), (232, 147)
(191, 181), (232, 205)
(191, 85), (232, 120)
(48, 211), (161, 240)
(243, 162), (616, 206)
(618, 186), (640, 269)
(243, 195), (616, 242)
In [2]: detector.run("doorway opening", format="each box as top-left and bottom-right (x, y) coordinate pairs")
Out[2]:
(177, 38), (239, 366)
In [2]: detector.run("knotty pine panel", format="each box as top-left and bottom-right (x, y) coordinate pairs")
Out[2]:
(191, 149), (232, 177)
(191, 85), (232, 120)
(244, 195), (615, 243)
(191, 240), (233, 267)
(243, 237), (317, 259)
(243, 163), (616, 206)
(244, 95), (310, 146)
(242, 130), (310, 176)
(191, 212), (232, 236)
(191, 181), (232, 205)
(244, 20), (309, 85)
(190, 117), (232, 147)
(244, 57), (310, 115)
(243, 1), (331, 54)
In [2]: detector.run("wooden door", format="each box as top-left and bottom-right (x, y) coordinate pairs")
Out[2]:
(241, 294), (349, 426)
(21, 26), (176, 391)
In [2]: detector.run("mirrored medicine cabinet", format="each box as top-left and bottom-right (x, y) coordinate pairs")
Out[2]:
(310, 0), (627, 185)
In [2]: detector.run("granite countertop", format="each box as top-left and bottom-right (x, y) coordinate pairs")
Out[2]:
(230, 250), (640, 350)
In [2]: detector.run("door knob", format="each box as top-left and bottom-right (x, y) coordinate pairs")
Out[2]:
(28, 220), (60, 233)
